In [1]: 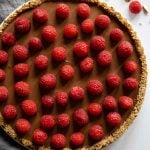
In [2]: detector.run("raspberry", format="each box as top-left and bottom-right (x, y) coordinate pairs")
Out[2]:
(14, 17), (31, 33)
(69, 86), (84, 102)
(73, 41), (89, 58)
(21, 99), (37, 116)
(51, 47), (67, 62)
(41, 95), (54, 109)
(103, 96), (117, 110)
(56, 91), (68, 107)
(42, 26), (57, 43)
(15, 81), (30, 97)
(32, 129), (48, 145)
(15, 118), (31, 134)
(129, 0), (142, 14)
(77, 3), (90, 19)
(34, 55), (48, 70)
(87, 103), (102, 117)
(70, 132), (85, 147)
(0, 69), (6, 82)
(80, 57), (94, 73)
(90, 36), (106, 52)
(13, 63), (29, 78)
(39, 73), (56, 90)
(87, 80), (103, 96)
(106, 112), (122, 127)
(97, 50), (112, 67)
(60, 65), (75, 80)
(33, 8), (48, 24)
(81, 19), (94, 34)
(88, 125), (105, 141)
(106, 73), (120, 88)
(117, 41), (133, 59)
(2, 104), (17, 120)
(51, 134), (66, 149)
(13, 45), (29, 62)
(123, 60), (137, 74)
(0, 50), (8, 65)
(119, 96), (133, 110)
(95, 15), (111, 29)
(0, 86), (8, 102)
(28, 37), (42, 52)
(56, 3), (70, 19)
(57, 113), (70, 128)
(123, 77), (138, 91)
(1, 32), (16, 47)
(63, 24), (78, 39)
(73, 108), (89, 127)
(40, 115), (55, 130)
(110, 28), (124, 42)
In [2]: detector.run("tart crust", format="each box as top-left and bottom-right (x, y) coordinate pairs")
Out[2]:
(0, 0), (147, 150)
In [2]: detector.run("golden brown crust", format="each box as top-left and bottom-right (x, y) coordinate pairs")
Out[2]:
(0, 0), (147, 150)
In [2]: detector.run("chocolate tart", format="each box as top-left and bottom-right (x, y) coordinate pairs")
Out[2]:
(0, 0), (147, 149)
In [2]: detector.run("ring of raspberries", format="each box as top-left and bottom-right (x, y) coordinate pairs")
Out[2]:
(0, 2), (140, 149)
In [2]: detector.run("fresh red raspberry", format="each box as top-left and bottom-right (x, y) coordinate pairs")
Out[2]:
(51, 134), (66, 149)
(1, 32), (16, 47)
(90, 36), (106, 52)
(28, 37), (42, 52)
(117, 41), (133, 59)
(14, 17), (31, 33)
(15, 81), (30, 97)
(107, 112), (122, 127)
(110, 28), (124, 42)
(0, 69), (6, 82)
(123, 77), (138, 91)
(0, 86), (8, 102)
(51, 47), (67, 62)
(0, 50), (8, 65)
(34, 55), (48, 70)
(57, 113), (70, 128)
(40, 115), (55, 130)
(39, 73), (56, 90)
(123, 60), (137, 74)
(119, 96), (133, 110)
(21, 99), (37, 116)
(129, 0), (142, 14)
(87, 80), (103, 96)
(73, 108), (89, 127)
(56, 91), (68, 107)
(69, 86), (84, 102)
(97, 50), (112, 67)
(2, 104), (17, 120)
(87, 103), (102, 117)
(77, 3), (90, 19)
(60, 65), (75, 80)
(56, 3), (70, 19)
(13, 45), (29, 62)
(63, 24), (78, 39)
(81, 19), (94, 34)
(32, 129), (48, 145)
(41, 95), (54, 109)
(106, 73), (120, 88)
(42, 26), (57, 43)
(13, 63), (29, 77)
(73, 41), (89, 58)
(70, 132), (85, 147)
(88, 125), (105, 141)
(33, 8), (48, 24)
(95, 15), (111, 29)
(80, 57), (94, 73)
(103, 96), (117, 111)
(15, 118), (31, 134)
